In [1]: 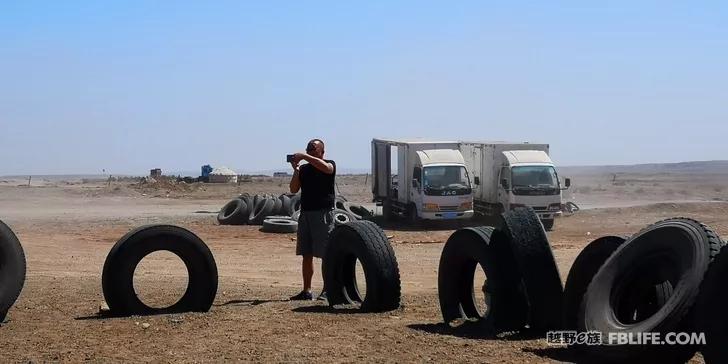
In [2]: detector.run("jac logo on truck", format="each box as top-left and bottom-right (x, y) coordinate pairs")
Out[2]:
(441, 191), (456, 196)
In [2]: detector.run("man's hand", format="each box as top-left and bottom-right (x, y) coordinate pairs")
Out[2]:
(292, 152), (309, 164)
(290, 161), (300, 172)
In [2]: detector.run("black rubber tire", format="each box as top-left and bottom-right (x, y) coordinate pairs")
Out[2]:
(382, 200), (394, 221)
(288, 194), (302, 216)
(253, 194), (262, 209)
(0, 220), (26, 323)
(333, 209), (357, 226)
(541, 218), (554, 231)
(696, 244), (728, 363)
(438, 226), (529, 332)
(271, 196), (283, 216)
(101, 225), (218, 316)
(217, 199), (249, 225)
(249, 198), (276, 225)
(291, 210), (301, 222)
(280, 195), (292, 216)
(499, 207), (563, 332)
(563, 236), (627, 331)
(323, 221), (401, 312)
(407, 204), (419, 225)
(348, 204), (373, 220)
(241, 194), (254, 219)
(578, 218), (722, 362)
(261, 219), (298, 233)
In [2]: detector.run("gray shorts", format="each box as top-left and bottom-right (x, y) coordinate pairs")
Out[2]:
(296, 209), (335, 258)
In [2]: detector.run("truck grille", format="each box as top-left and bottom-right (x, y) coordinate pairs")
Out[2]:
(532, 206), (547, 211)
(439, 205), (459, 211)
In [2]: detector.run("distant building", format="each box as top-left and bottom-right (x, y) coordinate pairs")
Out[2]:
(209, 167), (238, 183)
(150, 168), (162, 178)
(273, 172), (290, 177)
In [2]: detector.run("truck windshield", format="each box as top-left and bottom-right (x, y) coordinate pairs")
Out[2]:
(423, 166), (471, 196)
(511, 166), (559, 189)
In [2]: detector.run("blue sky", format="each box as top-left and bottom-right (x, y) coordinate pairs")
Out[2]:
(1, 1), (726, 175)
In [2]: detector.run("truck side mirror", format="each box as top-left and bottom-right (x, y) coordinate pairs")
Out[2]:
(474, 176), (480, 185)
(565, 178), (571, 188)
(501, 178), (510, 190)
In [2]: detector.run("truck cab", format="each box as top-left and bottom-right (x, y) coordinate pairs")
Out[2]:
(372, 139), (474, 222)
(498, 150), (569, 229)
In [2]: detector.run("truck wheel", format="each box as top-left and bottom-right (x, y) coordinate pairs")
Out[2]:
(541, 219), (554, 231)
(0, 220), (26, 323)
(407, 204), (419, 225)
(333, 209), (357, 225)
(438, 226), (528, 332)
(499, 207), (563, 332)
(102, 225), (218, 316)
(323, 221), (400, 312)
(578, 218), (722, 362)
(382, 201), (393, 221)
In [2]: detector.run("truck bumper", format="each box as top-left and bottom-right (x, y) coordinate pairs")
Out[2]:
(421, 210), (475, 220)
(536, 211), (560, 220)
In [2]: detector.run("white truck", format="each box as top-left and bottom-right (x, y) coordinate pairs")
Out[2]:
(371, 139), (475, 222)
(459, 142), (570, 230)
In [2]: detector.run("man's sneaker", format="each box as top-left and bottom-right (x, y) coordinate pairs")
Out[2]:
(316, 291), (327, 301)
(289, 290), (313, 301)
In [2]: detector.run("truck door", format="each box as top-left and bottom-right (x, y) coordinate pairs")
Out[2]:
(410, 166), (423, 210)
(498, 166), (510, 209)
(372, 142), (390, 199)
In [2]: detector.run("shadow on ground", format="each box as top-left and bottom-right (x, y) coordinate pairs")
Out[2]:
(407, 322), (543, 341)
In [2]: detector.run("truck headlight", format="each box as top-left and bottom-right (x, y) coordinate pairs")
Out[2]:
(423, 203), (439, 212)
(459, 202), (473, 210)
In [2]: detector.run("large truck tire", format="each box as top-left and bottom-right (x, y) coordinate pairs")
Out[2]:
(279, 195), (292, 216)
(102, 225), (218, 316)
(563, 236), (627, 330)
(696, 244), (728, 363)
(288, 194), (302, 216)
(323, 221), (400, 312)
(261, 218), (298, 233)
(438, 226), (528, 332)
(250, 198), (276, 225)
(272, 196), (283, 216)
(578, 218), (722, 362)
(348, 204), (374, 220)
(217, 199), (249, 225)
(499, 207), (563, 332)
(0, 220), (26, 323)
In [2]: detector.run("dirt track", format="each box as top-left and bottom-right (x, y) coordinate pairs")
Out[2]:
(1, 180), (724, 362)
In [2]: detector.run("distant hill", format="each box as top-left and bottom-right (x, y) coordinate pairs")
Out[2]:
(561, 160), (728, 175)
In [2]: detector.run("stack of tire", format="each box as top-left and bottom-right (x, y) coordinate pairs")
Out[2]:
(438, 208), (728, 363)
(217, 193), (374, 233)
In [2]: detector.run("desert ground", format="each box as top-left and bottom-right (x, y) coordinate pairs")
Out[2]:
(1, 164), (727, 363)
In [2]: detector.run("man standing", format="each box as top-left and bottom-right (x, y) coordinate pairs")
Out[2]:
(289, 139), (336, 300)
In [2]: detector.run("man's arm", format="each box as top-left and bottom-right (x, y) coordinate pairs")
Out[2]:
(289, 163), (301, 193)
(295, 153), (334, 174)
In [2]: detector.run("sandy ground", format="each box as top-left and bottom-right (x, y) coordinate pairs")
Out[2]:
(1, 174), (726, 362)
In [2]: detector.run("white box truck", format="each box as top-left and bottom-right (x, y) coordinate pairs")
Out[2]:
(460, 142), (570, 230)
(372, 139), (475, 222)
